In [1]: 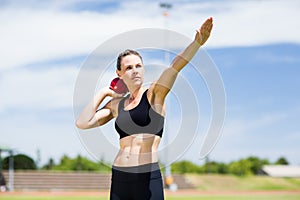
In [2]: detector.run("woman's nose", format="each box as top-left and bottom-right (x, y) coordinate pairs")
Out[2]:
(132, 67), (138, 74)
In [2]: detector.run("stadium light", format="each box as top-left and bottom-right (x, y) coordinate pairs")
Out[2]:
(159, 2), (178, 192)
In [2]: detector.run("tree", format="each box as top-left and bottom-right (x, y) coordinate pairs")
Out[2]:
(275, 157), (289, 165)
(42, 158), (55, 170)
(227, 157), (270, 176)
(200, 161), (229, 174)
(246, 156), (269, 174)
(228, 159), (252, 176)
(171, 160), (202, 174)
(43, 154), (111, 172)
(3, 154), (37, 170)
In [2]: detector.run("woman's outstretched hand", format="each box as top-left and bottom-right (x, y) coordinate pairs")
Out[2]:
(195, 17), (213, 46)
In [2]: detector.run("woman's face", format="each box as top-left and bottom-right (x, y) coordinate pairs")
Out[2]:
(117, 54), (145, 89)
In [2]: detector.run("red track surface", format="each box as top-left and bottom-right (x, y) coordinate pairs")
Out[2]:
(1, 190), (300, 197)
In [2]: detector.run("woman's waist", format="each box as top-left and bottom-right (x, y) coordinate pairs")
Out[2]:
(113, 152), (159, 168)
(111, 162), (161, 182)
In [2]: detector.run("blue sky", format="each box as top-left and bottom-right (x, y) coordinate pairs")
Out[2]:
(1, 0), (300, 166)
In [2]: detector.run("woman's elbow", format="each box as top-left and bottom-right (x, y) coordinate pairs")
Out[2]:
(75, 120), (89, 130)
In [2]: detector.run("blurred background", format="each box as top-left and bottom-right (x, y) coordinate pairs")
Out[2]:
(1, 0), (300, 170)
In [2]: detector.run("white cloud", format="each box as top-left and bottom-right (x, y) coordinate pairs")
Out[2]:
(0, 0), (299, 70)
(211, 0), (300, 46)
(0, 65), (79, 111)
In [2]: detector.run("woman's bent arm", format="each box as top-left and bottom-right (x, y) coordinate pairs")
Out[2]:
(75, 87), (114, 129)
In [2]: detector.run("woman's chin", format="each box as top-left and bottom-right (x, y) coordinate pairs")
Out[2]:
(132, 79), (143, 85)
(129, 82), (143, 90)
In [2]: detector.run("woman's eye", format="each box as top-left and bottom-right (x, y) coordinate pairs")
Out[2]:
(126, 66), (132, 70)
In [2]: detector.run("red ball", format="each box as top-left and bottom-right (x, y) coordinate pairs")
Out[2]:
(109, 77), (128, 94)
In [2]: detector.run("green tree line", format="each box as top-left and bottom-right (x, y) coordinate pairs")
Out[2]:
(42, 154), (111, 172)
(1, 154), (110, 172)
(171, 156), (289, 176)
(1, 154), (289, 176)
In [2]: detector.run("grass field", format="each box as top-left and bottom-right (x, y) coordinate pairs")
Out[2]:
(186, 174), (300, 191)
(1, 194), (300, 200)
(1, 174), (299, 199)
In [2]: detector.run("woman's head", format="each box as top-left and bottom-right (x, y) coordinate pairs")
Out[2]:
(116, 49), (145, 90)
(116, 49), (143, 71)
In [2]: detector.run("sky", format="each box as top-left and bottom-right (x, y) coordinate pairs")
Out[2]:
(1, 0), (300, 167)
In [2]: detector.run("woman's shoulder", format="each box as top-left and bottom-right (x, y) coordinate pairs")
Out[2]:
(146, 85), (166, 116)
(146, 83), (163, 104)
(103, 97), (123, 117)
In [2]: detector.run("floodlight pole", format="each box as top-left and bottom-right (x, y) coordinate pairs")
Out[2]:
(0, 149), (2, 173)
(160, 2), (177, 191)
(8, 150), (14, 191)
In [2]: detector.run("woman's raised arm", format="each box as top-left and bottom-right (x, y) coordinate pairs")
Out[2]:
(150, 17), (213, 103)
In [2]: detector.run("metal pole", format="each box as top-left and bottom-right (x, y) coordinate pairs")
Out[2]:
(160, 2), (171, 178)
(0, 149), (2, 173)
(8, 150), (14, 191)
(160, 2), (177, 191)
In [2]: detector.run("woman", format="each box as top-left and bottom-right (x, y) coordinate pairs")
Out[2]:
(76, 17), (213, 200)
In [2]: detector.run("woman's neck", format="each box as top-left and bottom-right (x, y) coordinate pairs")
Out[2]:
(129, 87), (145, 102)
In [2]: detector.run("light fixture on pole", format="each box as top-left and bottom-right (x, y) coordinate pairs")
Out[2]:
(159, 2), (178, 192)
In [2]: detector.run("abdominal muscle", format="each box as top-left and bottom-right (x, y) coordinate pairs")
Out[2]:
(113, 133), (161, 167)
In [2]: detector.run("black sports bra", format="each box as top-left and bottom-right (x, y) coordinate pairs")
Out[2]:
(115, 90), (164, 139)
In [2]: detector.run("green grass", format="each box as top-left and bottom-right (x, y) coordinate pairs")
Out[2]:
(1, 194), (300, 200)
(0, 197), (102, 200)
(1, 175), (299, 199)
(185, 174), (300, 191)
(168, 196), (300, 200)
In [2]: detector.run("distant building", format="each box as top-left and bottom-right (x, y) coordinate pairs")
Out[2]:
(261, 165), (300, 177)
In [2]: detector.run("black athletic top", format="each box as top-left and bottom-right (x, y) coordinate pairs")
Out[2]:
(115, 90), (164, 139)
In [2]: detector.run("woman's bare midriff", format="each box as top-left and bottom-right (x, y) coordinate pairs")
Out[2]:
(113, 133), (161, 167)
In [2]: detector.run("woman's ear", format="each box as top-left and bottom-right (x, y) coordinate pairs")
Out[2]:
(116, 69), (122, 78)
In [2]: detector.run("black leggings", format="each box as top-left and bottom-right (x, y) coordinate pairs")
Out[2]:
(110, 163), (164, 200)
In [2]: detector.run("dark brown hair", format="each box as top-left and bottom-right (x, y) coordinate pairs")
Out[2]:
(116, 49), (143, 71)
